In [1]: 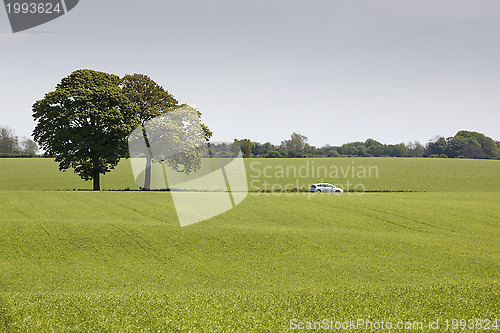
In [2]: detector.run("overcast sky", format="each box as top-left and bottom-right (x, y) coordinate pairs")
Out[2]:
(1, 0), (499, 147)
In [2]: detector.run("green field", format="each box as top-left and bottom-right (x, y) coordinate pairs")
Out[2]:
(1, 157), (500, 192)
(0, 158), (499, 332)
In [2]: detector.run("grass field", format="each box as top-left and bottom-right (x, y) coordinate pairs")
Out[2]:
(0, 158), (499, 332)
(1, 157), (499, 192)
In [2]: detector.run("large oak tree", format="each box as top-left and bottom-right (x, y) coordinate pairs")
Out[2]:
(32, 69), (140, 190)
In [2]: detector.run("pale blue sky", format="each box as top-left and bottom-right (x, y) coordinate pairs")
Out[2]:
(1, 0), (499, 146)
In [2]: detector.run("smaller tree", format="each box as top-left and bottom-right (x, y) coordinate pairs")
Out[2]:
(480, 137), (499, 158)
(407, 141), (424, 157)
(19, 137), (38, 155)
(122, 74), (179, 190)
(233, 139), (252, 158)
(281, 132), (308, 157)
(255, 142), (278, 157)
(0, 126), (19, 155)
(122, 74), (212, 189)
(364, 139), (384, 157)
(426, 137), (447, 156)
(393, 143), (408, 157)
(0, 127), (39, 156)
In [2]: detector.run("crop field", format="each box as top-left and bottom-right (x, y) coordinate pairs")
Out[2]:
(0, 157), (499, 332)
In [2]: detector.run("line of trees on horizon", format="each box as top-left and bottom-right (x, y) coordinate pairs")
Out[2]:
(2, 125), (499, 161)
(232, 130), (500, 159)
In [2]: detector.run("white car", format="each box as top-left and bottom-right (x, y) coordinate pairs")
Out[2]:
(310, 183), (344, 193)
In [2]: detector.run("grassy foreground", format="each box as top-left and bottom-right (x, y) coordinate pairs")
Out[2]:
(0, 158), (499, 331)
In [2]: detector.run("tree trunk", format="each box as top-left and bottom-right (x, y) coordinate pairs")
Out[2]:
(143, 151), (152, 190)
(142, 124), (153, 191)
(92, 158), (100, 191)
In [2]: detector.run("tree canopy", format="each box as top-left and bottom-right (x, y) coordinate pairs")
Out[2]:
(32, 69), (140, 190)
(121, 74), (179, 125)
(280, 132), (311, 157)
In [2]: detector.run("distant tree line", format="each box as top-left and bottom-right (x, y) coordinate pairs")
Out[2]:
(233, 130), (500, 159)
(3, 120), (498, 161)
(0, 126), (38, 157)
